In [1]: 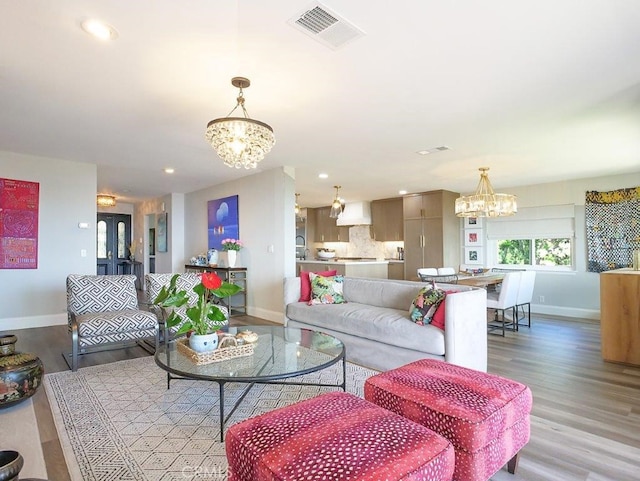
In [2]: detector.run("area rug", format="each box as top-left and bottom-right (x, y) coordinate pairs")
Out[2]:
(44, 356), (377, 481)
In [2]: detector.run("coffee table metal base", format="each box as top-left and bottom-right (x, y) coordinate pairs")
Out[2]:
(163, 357), (346, 442)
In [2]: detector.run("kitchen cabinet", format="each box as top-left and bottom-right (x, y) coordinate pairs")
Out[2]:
(313, 206), (350, 242)
(387, 261), (404, 280)
(403, 190), (460, 280)
(600, 268), (640, 366)
(371, 197), (403, 241)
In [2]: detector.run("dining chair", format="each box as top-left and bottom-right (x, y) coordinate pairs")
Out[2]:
(486, 271), (522, 336)
(515, 271), (536, 329)
(418, 273), (458, 284)
(417, 268), (438, 277)
(437, 267), (456, 275)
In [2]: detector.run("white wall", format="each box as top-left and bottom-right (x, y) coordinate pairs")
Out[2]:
(184, 167), (295, 323)
(0, 151), (97, 330)
(499, 172), (640, 319)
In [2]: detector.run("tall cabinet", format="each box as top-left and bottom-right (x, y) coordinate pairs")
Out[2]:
(403, 190), (460, 280)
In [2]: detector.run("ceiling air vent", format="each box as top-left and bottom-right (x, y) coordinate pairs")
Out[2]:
(288, 3), (365, 50)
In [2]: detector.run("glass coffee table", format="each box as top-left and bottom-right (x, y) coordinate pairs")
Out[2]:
(154, 326), (346, 441)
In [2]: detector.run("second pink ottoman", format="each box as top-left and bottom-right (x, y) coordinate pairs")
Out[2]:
(364, 359), (532, 481)
(226, 391), (455, 481)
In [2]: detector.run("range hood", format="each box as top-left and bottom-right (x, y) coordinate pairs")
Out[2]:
(336, 201), (372, 226)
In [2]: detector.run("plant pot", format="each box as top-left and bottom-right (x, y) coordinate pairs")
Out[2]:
(189, 333), (219, 353)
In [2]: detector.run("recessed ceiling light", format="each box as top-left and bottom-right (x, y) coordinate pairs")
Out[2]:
(416, 146), (451, 155)
(164, 168), (175, 174)
(399, 190), (407, 195)
(81, 19), (118, 41)
(318, 173), (328, 179)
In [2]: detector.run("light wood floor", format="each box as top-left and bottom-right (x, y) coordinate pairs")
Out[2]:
(8, 314), (640, 480)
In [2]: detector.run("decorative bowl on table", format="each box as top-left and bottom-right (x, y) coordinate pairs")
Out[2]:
(317, 249), (336, 259)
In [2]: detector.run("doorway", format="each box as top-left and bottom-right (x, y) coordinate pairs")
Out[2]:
(97, 213), (132, 275)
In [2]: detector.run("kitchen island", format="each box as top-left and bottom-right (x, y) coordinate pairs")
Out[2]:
(296, 259), (389, 279)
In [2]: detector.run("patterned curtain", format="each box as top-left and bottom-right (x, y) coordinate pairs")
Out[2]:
(585, 187), (640, 272)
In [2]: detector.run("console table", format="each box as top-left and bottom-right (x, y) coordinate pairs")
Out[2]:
(184, 265), (247, 316)
(124, 260), (143, 290)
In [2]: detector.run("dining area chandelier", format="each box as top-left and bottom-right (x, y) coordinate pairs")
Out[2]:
(205, 77), (275, 169)
(455, 167), (517, 217)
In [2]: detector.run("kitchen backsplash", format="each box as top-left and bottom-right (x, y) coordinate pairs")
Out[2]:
(313, 225), (404, 259)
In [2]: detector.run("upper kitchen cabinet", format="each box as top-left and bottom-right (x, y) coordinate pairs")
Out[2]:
(313, 206), (350, 242)
(371, 197), (403, 241)
(403, 190), (460, 280)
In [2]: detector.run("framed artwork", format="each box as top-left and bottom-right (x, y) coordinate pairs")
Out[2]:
(148, 228), (156, 255)
(464, 228), (482, 247)
(465, 247), (483, 265)
(208, 195), (239, 250)
(464, 216), (483, 228)
(156, 213), (168, 252)
(0, 177), (39, 269)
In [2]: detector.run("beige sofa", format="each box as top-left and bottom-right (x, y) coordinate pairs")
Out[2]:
(284, 276), (487, 372)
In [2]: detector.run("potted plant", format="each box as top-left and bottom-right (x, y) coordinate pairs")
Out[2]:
(153, 272), (242, 352)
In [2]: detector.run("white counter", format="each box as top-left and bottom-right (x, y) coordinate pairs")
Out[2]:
(296, 260), (389, 279)
(296, 259), (389, 265)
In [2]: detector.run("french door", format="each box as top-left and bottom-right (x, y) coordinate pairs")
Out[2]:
(96, 213), (132, 275)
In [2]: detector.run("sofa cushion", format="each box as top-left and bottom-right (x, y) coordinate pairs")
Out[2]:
(76, 309), (158, 337)
(309, 273), (345, 305)
(299, 270), (337, 302)
(343, 278), (427, 311)
(286, 302), (445, 355)
(410, 287), (446, 325)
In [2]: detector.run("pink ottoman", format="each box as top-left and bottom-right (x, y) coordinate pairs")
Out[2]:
(364, 360), (532, 481)
(226, 391), (455, 481)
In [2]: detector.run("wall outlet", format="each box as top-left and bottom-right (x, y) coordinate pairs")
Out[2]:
(539, 295), (545, 303)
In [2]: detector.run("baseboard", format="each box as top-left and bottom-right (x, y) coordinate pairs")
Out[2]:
(0, 312), (67, 331)
(248, 307), (284, 325)
(531, 303), (600, 321)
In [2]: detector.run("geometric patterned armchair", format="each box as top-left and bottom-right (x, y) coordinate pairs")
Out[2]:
(145, 273), (229, 348)
(66, 274), (158, 371)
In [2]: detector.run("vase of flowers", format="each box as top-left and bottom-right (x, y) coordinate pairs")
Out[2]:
(152, 272), (243, 353)
(128, 240), (137, 261)
(221, 238), (243, 268)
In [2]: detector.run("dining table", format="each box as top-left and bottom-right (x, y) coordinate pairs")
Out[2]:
(457, 273), (505, 289)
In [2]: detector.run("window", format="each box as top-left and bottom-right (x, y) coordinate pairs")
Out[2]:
(497, 238), (572, 267)
(486, 205), (576, 272)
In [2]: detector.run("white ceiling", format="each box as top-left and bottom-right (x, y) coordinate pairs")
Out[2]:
(2, 0), (639, 208)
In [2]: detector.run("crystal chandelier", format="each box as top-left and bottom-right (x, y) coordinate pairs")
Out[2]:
(455, 167), (517, 217)
(205, 77), (275, 169)
(329, 186), (343, 218)
(294, 193), (301, 215)
(96, 194), (116, 207)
